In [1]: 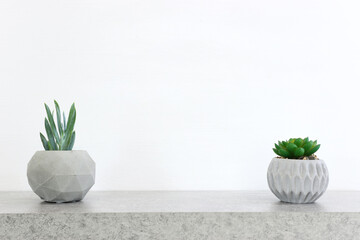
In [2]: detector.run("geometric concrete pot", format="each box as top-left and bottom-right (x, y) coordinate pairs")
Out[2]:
(27, 150), (95, 203)
(267, 158), (329, 204)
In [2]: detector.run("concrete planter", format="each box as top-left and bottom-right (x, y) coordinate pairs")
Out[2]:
(267, 158), (329, 203)
(27, 150), (95, 203)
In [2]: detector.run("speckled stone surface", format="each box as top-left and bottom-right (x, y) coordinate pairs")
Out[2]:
(1, 191), (360, 239)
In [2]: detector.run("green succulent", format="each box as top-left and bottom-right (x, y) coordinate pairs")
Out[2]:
(40, 100), (76, 150)
(273, 137), (320, 159)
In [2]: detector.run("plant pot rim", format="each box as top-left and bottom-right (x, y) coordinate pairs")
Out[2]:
(35, 150), (88, 153)
(271, 157), (324, 162)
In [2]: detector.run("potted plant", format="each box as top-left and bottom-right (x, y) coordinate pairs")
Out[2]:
(27, 101), (95, 203)
(267, 137), (329, 203)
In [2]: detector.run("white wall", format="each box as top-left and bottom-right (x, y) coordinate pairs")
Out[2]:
(0, 0), (360, 191)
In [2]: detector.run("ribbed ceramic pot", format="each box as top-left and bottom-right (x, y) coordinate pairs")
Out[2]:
(267, 158), (329, 203)
(27, 150), (95, 203)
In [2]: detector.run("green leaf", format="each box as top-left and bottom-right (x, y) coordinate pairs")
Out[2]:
(45, 118), (58, 150)
(278, 149), (291, 158)
(64, 133), (72, 147)
(287, 143), (297, 153)
(294, 147), (305, 158)
(303, 142), (313, 153)
(294, 138), (303, 147)
(54, 100), (63, 136)
(40, 100), (76, 150)
(63, 131), (74, 150)
(307, 144), (321, 155)
(40, 133), (49, 150)
(274, 138), (321, 159)
(66, 103), (76, 135)
(63, 111), (67, 131)
(304, 141), (314, 155)
(68, 131), (76, 150)
(44, 103), (60, 143)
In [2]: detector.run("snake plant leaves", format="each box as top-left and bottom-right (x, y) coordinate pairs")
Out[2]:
(40, 101), (76, 151)
(273, 137), (321, 159)
(44, 118), (58, 150)
(54, 100), (63, 135)
(68, 131), (76, 150)
(66, 103), (76, 135)
(40, 133), (49, 151)
(63, 112), (67, 131)
(63, 128), (73, 149)
(44, 103), (60, 143)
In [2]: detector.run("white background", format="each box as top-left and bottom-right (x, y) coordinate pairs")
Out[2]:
(0, 0), (359, 191)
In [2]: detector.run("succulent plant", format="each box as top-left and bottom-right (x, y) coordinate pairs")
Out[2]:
(273, 137), (320, 159)
(40, 100), (76, 150)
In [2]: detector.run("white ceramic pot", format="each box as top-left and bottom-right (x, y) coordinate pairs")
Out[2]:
(27, 150), (95, 203)
(267, 158), (329, 203)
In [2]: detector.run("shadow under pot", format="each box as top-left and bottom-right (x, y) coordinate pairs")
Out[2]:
(267, 158), (329, 204)
(27, 150), (95, 203)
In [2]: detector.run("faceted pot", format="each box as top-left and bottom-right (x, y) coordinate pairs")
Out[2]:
(267, 158), (329, 204)
(27, 150), (95, 203)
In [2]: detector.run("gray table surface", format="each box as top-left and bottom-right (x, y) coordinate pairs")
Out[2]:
(2, 191), (360, 239)
(0, 190), (357, 213)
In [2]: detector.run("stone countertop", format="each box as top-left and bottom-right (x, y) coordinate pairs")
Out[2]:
(0, 191), (357, 213)
(2, 191), (360, 240)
